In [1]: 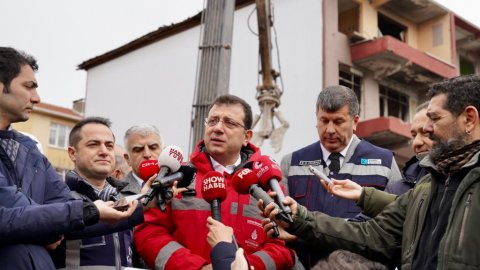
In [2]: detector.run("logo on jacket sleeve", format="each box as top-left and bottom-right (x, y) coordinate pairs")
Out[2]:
(361, 158), (382, 165)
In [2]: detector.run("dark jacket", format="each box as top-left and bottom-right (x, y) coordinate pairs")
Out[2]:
(0, 130), (85, 270)
(358, 155), (429, 217)
(288, 152), (480, 270)
(121, 171), (143, 197)
(210, 242), (237, 270)
(386, 156), (428, 196)
(51, 171), (144, 269)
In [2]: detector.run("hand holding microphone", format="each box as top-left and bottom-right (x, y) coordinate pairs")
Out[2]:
(232, 168), (282, 237)
(252, 156), (293, 223)
(140, 145), (184, 211)
(202, 173), (240, 250)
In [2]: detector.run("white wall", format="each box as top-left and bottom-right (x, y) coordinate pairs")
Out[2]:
(85, 0), (323, 161)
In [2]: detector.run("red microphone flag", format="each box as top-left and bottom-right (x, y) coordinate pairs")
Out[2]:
(201, 171), (227, 203)
(252, 156), (282, 188)
(138, 159), (160, 182)
(232, 168), (259, 195)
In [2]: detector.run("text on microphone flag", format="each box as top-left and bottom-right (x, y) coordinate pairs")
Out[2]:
(168, 147), (183, 163)
(202, 175), (226, 192)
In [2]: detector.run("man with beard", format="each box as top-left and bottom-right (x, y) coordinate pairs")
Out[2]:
(261, 74), (480, 269)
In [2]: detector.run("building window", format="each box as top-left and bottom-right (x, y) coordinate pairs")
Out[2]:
(460, 57), (475, 75)
(432, 23), (443, 47)
(379, 86), (409, 121)
(339, 67), (362, 104)
(378, 13), (407, 42)
(49, 123), (70, 149)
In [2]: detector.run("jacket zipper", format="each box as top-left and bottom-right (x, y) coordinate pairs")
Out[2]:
(113, 232), (121, 270)
(428, 176), (450, 249)
(407, 198), (424, 254)
(457, 192), (472, 250)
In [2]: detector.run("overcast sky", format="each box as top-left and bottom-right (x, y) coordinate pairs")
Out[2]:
(1, 0), (479, 108)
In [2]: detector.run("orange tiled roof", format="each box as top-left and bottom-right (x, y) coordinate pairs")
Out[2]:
(35, 102), (83, 120)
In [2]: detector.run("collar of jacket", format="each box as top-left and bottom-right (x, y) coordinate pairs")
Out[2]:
(190, 140), (260, 175)
(421, 151), (480, 178)
(402, 156), (426, 184)
(0, 129), (38, 150)
(121, 172), (142, 194)
(65, 170), (129, 201)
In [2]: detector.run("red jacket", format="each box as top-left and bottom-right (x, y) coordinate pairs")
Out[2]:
(134, 142), (295, 270)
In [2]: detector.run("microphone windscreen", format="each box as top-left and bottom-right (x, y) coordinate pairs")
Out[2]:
(158, 145), (184, 172)
(176, 163), (197, 188)
(201, 171), (227, 203)
(232, 168), (258, 194)
(252, 155), (283, 188)
(138, 159), (160, 182)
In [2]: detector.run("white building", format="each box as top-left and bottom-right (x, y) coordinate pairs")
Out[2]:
(79, 0), (323, 161)
(80, 0), (480, 164)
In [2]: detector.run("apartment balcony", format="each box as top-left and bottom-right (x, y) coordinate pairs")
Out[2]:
(351, 36), (457, 89)
(356, 116), (411, 150)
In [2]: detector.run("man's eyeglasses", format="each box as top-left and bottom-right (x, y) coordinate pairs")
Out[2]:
(204, 118), (246, 130)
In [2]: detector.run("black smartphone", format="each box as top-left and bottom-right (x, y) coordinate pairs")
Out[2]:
(112, 194), (145, 211)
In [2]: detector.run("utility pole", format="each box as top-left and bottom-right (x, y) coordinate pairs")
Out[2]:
(190, 0), (236, 151)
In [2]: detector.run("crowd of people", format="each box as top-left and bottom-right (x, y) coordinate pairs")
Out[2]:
(1, 45), (480, 270)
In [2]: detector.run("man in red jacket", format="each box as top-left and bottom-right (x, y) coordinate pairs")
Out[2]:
(134, 94), (295, 270)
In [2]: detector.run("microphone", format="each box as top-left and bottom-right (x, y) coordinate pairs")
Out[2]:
(253, 156), (293, 223)
(231, 168), (282, 236)
(157, 145), (184, 179)
(149, 164), (197, 194)
(150, 172), (184, 188)
(138, 160), (160, 182)
(143, 145), (184, 208)
(201, 171), (227, 221)
(176, 164), (197, 188)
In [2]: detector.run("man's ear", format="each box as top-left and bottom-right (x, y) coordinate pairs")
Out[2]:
(464, 105), (479, 132)
(67, 146), (76, 162)
(124, 153), (132, 166)
(352, 115), (360, 132)
(113, 169), (122, 179)
(243, 130), (253, 146)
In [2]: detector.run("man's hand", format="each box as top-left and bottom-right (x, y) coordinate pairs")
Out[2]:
(206, 216), (234, 247)
(94, 200), (137, 223)
(320, 179), (362, 201)
(261, 218), (297, 241)
(45, 235), (64, 250)
(140, 173), (157, 194)
(140, 173), (158, 211)
(258, 196), (298, 229)
(172, 181), (188, 197)
(201, 264), (212, 270)
(231, 248), (252, 270)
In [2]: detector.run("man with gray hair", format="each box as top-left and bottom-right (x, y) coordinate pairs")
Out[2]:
(122, 124), (164, 196)
(280, 85), (402, 268)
